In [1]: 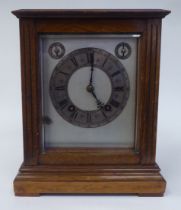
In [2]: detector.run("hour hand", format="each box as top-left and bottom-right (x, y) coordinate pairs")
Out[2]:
(86, 84), (104, 109)
(91, 90), (104, 109)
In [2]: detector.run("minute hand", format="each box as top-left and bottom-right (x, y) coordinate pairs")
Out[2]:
(89, 52), (94, 85)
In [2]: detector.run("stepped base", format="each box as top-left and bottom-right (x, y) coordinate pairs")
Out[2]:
(14, 164), (166, 196)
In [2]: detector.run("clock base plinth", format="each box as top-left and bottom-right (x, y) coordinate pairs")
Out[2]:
(14, 164), (166, 196)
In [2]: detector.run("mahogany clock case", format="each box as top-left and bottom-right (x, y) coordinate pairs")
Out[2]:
(12, 9), (170, 196)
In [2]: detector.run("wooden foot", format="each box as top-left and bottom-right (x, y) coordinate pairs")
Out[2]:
(138, 193), (164, 197)
(14, 192), (40, 197)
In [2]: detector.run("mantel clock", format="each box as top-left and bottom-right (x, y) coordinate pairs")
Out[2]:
(12, 9), (170, 196)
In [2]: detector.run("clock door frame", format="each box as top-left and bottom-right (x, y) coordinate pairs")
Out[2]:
(12, 9), (170, 196)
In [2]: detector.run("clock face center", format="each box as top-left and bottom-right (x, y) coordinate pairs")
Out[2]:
(68, 67), (112, 111)
(86, 84), (94, 93)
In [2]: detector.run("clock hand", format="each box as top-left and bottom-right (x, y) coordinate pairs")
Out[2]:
(87, 51), (104, 109)
(91, 90), (104, 109)
(89, 52), (94, 85)
(87, 85), (104, 109)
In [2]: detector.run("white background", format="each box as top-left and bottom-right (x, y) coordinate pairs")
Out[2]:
(0, 0), (180, 210)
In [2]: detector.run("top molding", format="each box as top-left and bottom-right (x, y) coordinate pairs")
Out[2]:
(12, 9), (171, 19)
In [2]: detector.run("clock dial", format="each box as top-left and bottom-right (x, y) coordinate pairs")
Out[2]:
(49, 48), (130, 127)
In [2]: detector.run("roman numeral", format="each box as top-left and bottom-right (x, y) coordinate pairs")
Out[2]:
(101, 110), (107, 119)
(87, 51), (94, 64)
(58, 99), (68, 109)
(90, 52), (94, 64)
(71, 57), (78, 67)
(110, 99), (120, 108)
(87, 112), (92, 123)
(87, 52), (90, 64)
(114, 86), (124, 91)
(70, 111), (78, 120)
(111, 71), (121, 77)
(59, 71), (69, 76)
(55, 86), (65, 91)
(102, 56), (109, 67)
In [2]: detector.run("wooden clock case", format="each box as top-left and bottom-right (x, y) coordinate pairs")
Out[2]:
(12, 9), (170, 196)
